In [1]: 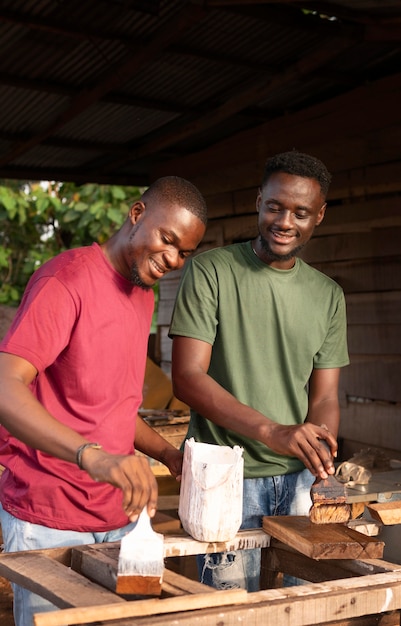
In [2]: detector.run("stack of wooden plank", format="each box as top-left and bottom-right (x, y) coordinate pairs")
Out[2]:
(1, 523), (401, 626)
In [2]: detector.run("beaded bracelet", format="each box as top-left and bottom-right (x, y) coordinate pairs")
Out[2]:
(76, 442), (102, 469)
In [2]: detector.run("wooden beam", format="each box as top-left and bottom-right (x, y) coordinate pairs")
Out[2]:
(340, 356), (401, 404)
(105, 34), (355, 171)
(312, 257), (401, 294)
(339, 400), (401, 453)
(51, 571), (401, 625)
(262, 516), (384, 560)
(302, 227), (401, 264)
(0, 4), (207, 168)
(154, 73), (401, 195)
(264, 539), (401, 584)
(0, 552), (124, 609)
(345, 291), (401, 325)
(33, 589), (247, 626)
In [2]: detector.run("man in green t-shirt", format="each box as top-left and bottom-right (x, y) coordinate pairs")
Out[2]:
(169, 151), (349, 591)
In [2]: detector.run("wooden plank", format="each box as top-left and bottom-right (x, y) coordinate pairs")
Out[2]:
(69, 530), (270, 594)
(72, 529), (269, 562)
(157, 494), (180, 511)
(70, 545), (121, 593)
(153, 512), (181, 534)
(158, 273), (182, 299)
(367, 501), (401, 525)
(339, 400), (401, 453)
(0, 552), (124, 609)
(347, 324), (401, 355)
(301, 227), (401, 264)
(162, 568), (215, 596)
(262, 516), (384, 560)
(158, 74), (401, 195)
(345, 291), (401, 325)
(207, 195), (401, 242)
(33, 589), (248, 626)
(347, 519), (382, 537)
(312, 257), (401, 294)
(2, 543), (400, 626)
(71, 544), (211, 597)
(309, 197), (401, 236)
(339, 357), (401, 404)
(163, 528), (270, 557)
(263, 539), (401, 585)
(59, 570), (401, 625)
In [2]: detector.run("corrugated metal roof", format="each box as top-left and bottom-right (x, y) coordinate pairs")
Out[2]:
(0, 0), (400, 185)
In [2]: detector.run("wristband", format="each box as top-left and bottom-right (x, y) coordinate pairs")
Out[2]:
(76, 442), (102, 469)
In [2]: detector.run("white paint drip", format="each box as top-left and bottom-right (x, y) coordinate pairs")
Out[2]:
(381, 588), (393, 613)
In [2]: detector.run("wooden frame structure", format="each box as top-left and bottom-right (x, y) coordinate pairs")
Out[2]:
(1, 527), (401, 626)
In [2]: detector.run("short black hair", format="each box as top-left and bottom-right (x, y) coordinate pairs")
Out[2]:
(261, 151), (332, 199)
(142, 176), (208, 226)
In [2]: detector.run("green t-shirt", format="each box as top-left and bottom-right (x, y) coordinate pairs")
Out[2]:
(169, 242), (349, 478)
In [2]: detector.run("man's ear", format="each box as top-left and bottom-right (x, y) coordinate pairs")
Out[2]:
(129, 201), (145, 224)
(256, 189), (262, 213)
(315, 202), (327, 226)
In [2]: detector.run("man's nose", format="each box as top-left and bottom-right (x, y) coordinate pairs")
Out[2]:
(164, 249), (183, 271)
(275, 210), (293, 228)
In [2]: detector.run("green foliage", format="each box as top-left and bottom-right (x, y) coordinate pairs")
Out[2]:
(0, 181), (144, 305)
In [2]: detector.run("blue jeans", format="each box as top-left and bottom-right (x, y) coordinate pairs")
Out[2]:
(0, 504), (136, 626)
(198, 468), (314, 591)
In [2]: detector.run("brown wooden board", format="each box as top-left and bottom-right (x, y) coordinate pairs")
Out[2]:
(347, 323), (401, 356)
(263, 538), (401, 586)
(367, 501), (401, 525)
(340, 356), (401, 404)
(69, 529), (271, 594)
(262, 516), (384, 560)
(70, 544), (213, 598)
(1, 539), (401, 626)
(345, 291), (401, 326)
(0, 551), (124, 610)
(37, 572), (401, 626)
(339, 401), (401, 456)
(34, 589), (248, 626)
(312, 257), (401, 295)
(301, 227), (401, 264)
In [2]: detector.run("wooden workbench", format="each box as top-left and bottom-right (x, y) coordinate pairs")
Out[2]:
(1, 524), (401, 626)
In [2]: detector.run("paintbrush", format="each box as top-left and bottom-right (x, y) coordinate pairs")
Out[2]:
(309, 440), (351, 524)
(116, 507), (164, 596)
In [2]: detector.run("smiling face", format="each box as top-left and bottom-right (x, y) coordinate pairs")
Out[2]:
(124, 200), (206, 289)
(254, 171), (326, 269)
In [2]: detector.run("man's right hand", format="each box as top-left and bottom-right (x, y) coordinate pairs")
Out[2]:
(265, 422), (337, 480)
(81, 447), (158, 521)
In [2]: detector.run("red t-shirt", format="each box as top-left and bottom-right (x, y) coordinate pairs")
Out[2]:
(0, 243), (154, 531)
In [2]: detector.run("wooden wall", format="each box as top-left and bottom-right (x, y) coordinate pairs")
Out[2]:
(156, 72), (401, 462)
(301, 201), (401, 462)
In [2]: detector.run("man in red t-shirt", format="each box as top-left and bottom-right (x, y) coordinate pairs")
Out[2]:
(0, 176), (207, 626)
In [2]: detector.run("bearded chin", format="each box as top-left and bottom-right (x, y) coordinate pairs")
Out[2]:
(259, 236), (306, 262)
(130, 263), (152, 290)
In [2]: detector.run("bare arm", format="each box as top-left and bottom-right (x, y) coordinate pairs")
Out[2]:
(304, 366), (342, 474)
(0, 352), (158, 520)
(134, 415), (183, 480)
(171, 336), (339, 479)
